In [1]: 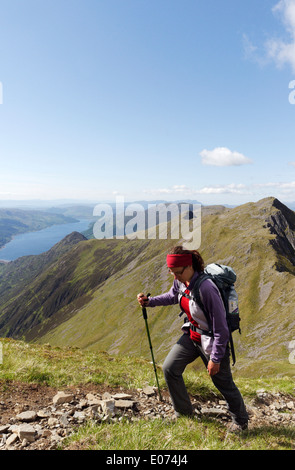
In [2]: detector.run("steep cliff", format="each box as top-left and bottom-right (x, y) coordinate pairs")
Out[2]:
(266, 198), (295, 273)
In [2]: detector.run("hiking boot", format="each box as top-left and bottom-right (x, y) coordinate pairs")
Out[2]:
(226, 421), (248, 434)
(173, 410), (196, 420)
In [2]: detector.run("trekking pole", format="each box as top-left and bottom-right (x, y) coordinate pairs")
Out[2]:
(141, 294), (163, 401)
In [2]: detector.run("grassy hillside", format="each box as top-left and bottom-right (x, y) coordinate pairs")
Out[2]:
(197, 197), (295, 377)
(34, 197), (295, 377)
(0, 197), (295, 379)
(0, 232), (88, 336)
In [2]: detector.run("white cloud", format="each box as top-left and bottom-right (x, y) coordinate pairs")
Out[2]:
(242, 33), (258, 60)
(243, 1), (295, 73)
(143, 180), (295, 202)
(242, 34), (267, 66)
(273, 0), (295, 32)
(144, 185), (191, 195)
(266, 0), (295, 72)
(199, 147), (252, 167)
(196, 184), (248, 195)
(144, 184), (249, 197)
(255, 180), (295, 192)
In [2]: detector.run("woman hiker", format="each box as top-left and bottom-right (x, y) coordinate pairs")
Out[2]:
(137, 246), (248, 432)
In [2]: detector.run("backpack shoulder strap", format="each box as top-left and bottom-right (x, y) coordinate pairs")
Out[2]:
(190, 273), (213, 331)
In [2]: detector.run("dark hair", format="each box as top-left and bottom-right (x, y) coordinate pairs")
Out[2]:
(169, 245), (205, 272)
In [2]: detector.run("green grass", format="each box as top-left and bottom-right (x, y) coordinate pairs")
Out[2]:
(63, 417), (295, 450)
(0, 338), (163, 389)
(1, 337), (294, 396)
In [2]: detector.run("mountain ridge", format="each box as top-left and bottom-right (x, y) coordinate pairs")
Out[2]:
(0, 232), (88, 335)
(265, 198), (295, 272)
(0, 196), (294, 378)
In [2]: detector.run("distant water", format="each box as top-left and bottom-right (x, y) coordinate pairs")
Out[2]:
(0, 219), (94, 261)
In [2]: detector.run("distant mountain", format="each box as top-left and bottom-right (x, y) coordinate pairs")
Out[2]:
(0, 232), (87, 335)
(0, 208), (77, 249)
(0, 197), (294, 378)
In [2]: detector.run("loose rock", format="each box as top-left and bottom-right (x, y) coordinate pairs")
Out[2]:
(18, 424), (36, 442)
(52, 391), (74, 405)
(115, 399), (135, 409)
(16, 411), (38, 422)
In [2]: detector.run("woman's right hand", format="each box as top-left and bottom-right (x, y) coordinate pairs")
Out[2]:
(137, 292), (150, 306)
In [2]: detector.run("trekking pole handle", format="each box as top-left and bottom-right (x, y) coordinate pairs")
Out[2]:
(141, 293), (150, 320)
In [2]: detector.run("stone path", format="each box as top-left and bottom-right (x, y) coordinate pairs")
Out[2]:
(0, 381), (294, 450)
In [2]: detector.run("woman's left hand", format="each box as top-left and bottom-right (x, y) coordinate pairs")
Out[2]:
(207, 360), (220, 376)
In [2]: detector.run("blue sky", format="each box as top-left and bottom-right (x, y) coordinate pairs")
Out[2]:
(1, 0), (295, 206)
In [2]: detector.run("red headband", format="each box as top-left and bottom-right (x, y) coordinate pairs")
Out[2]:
(166, 254), (192, 268)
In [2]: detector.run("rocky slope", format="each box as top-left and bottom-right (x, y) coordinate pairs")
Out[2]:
(0, 381), (294, 450)
(266, 198), (295, 272)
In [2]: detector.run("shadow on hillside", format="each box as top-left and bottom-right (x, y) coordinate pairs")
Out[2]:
(241, 424), (295, 448)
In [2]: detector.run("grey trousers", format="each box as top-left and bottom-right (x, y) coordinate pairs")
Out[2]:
(162, 334), (248, 425)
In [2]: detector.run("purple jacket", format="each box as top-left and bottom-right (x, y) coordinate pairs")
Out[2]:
(148, 271), (229, 363)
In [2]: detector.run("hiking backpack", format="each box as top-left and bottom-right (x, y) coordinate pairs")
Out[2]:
(190, 263), (241, 365)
